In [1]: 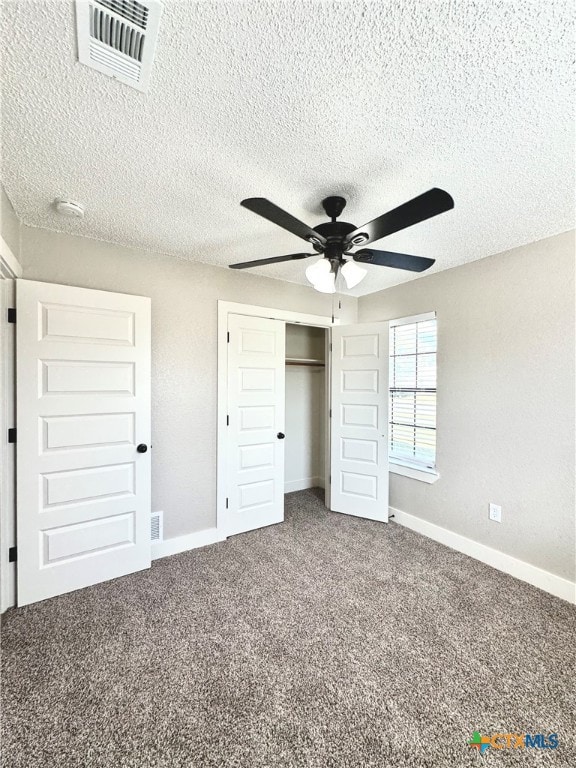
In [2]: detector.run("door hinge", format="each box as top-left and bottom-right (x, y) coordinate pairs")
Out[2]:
(8, 428), (16, 443)
(227, 331), (230, 343)
(226, 498), (229, 509)
(7, 308), (16, 323)
(226, 415), (229, 426)
(329, 342), (332, 352)
(8, 546), (17, 563)
(329, 409), (332, 418)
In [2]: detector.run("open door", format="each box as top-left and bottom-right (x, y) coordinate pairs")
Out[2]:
(226, 314), (286, 536)
(16, 280), (151, 605)
(330, 322), (389, 522)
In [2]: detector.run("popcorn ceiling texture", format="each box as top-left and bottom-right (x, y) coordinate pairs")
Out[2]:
(1, 0), (574, 296)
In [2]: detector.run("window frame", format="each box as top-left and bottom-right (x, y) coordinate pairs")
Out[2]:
(388, 311), (440, 484)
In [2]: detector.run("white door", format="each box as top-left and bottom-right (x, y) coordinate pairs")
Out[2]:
(330, 323), (389, 522)
(226, 314), (285, 536)
(16, 280), (151, 606)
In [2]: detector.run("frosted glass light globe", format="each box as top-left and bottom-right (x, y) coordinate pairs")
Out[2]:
(305, 258), (330, 286)
(341, 260), (367, 289)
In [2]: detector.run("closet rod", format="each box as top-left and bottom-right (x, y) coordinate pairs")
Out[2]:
(285, 359), (325, 367)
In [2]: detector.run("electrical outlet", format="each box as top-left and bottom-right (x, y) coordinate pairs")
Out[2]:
(489, 503), (502, 523)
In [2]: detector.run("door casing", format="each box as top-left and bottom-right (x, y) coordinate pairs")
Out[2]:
(0, 235), (21, 612)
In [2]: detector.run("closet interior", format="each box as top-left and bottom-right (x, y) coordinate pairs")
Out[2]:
(284, 323), (328, 496)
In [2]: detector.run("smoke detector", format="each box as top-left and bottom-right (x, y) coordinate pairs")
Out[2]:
(75, 0), (163, 93)
(54, 199), (85, 218)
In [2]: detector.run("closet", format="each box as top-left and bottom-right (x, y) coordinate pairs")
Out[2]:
(284, 324), (328, 496)
(220, 304), (389, 537)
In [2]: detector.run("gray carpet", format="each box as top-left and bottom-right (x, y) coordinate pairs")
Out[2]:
(1, 489), (575, 767)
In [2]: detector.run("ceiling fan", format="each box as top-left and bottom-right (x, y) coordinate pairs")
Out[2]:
(229, 188), (454, 292)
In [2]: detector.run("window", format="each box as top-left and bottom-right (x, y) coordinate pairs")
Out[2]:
(389, 312), (437, 475)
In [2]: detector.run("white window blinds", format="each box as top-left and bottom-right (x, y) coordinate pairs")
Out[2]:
(389, 313), (437, 470)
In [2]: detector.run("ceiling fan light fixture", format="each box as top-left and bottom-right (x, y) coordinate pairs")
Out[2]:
(341, 260), (367, 289)
(306, 258), (336, 293)
(305, 257), (330, 285)
(312, 270), (336, 294)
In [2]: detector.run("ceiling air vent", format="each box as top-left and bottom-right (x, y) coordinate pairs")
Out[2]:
(75, 0), (163, 92)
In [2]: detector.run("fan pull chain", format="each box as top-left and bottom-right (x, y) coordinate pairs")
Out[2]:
(331, 293), (342, 324)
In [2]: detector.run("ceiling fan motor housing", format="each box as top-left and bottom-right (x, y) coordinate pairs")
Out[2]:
(312, 220), (357, 260)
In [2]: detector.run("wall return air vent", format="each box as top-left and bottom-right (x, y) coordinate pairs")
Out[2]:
(76, 0), (163, 92)
(150, 511), (163, 543)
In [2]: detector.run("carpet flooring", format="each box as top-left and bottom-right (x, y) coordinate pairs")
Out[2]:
(1, 488), (575, 767)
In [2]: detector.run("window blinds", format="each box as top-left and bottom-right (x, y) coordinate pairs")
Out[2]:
(389, 315), (437, 469)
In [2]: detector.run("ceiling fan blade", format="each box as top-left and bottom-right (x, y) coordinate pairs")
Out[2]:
(344, 188), (454, 247)
(241, 198), (327, 247)
(353, 249), (435, 273)
(229, 253), (315, 270)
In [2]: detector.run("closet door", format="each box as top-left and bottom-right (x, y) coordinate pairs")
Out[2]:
(226, 314), (285, 536)
(330, 323), (389, 522)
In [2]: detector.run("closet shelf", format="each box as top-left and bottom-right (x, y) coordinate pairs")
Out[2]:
(285, 358), (325, 367)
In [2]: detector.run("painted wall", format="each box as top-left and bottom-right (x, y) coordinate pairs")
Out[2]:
(359, 230), (575, 582)
(285, 367), (325, 492)
(285, 324), (326, 492)
(1, 187), (20, 259)
(19, 225), (357, 539)
(285, 323), (326, 361)
(14, 220), (576, 583)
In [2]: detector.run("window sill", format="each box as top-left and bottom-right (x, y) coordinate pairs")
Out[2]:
(389, 462), (440, 484)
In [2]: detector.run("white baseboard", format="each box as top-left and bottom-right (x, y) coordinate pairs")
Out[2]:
(152, 527), (225, 561)
(391, 507), (576, 605)
(285, 476), (324, 493)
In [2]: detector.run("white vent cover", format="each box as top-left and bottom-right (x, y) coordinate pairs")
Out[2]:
(151, 511), (163, 542)
(75, 0), (163, 92)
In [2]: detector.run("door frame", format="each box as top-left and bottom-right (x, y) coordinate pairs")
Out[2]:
(0, 235), (22, 612)
(217, 301), (338, 537)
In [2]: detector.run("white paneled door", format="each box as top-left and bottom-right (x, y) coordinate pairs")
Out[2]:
(16, 280), (151, 606)
(330, 323), (389, 522)
(226, 314), (285, 536)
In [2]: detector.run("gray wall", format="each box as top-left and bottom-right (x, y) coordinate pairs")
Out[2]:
(19, 225), (357, 539)
(15, 221), (576, 581)
(1, 187), (20, 259)
(359, 230), (575, 582)
(285, 324), (326, 490)
(285, 366), (325, 489)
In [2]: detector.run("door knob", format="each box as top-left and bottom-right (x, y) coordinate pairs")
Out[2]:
(277, 432), (285, 439)
(137, 443), (148, 453)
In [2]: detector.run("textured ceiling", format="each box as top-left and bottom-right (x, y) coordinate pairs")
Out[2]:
(1, 0), (574, 296)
